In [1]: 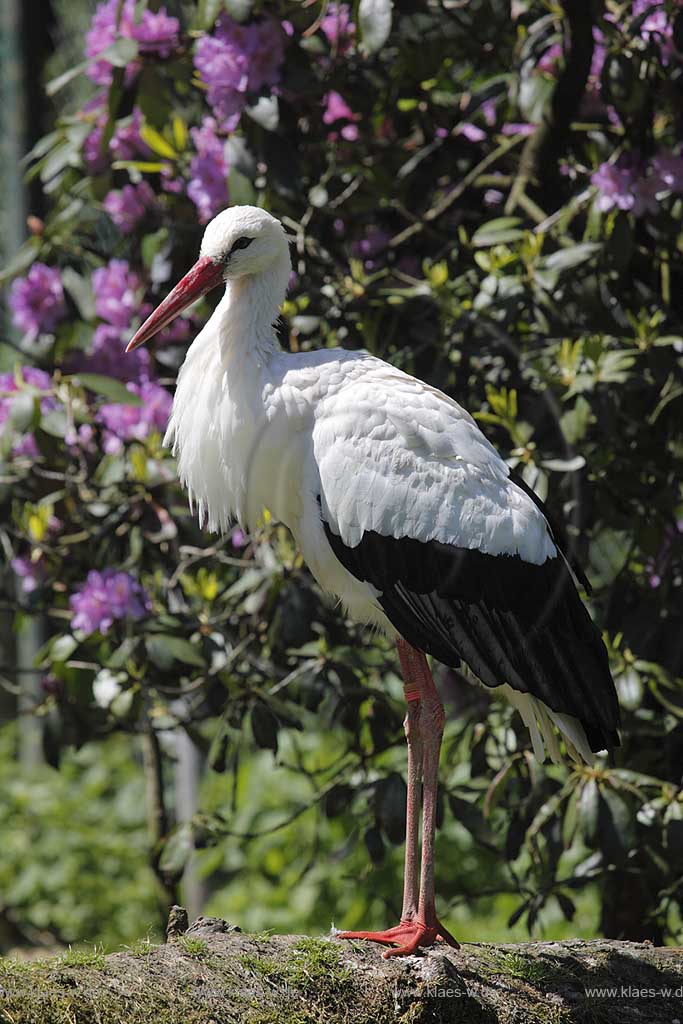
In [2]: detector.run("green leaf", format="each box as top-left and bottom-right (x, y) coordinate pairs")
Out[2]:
(141, 228), (170, 269)
(62, 267), (95, 321)
(71, 374), (143, 406)
(0, 239), (40, 284)
(196, 0), (225, 29)
(9, 393), (40, 434)
(540, 455), (585, 472)
(364, 825), (385, 864)
(227, 167), (257, 207)
(107, 637), (139, 670)
(159, 823), (193, 878)
(146, 635), (205, 669)
(139, 124), (176, 159)
(172, 116), (188, 152)
(599, 786), (634, 864)
(589, 528), (630, 586)
(556, 892), (576, 922)
(376, 772), (406, 844)
(560, 396), (592, 444)
(324, 784), (353, 818)
(208, 718), (239, 773)
(578, 778), (599, 844)
(46, 60), (90, 96)
(449, 794), (497, 848)
(223, 0), (253, 21)
(245, 96), (279, 131)
(359, 0), (393, 53)
(40, 410), (68, 439)
(251, 702), (279, 753)
(51, 635), (79, 664)
(112, 161), (166, 174)
(541, 243), (600, 272)
(99, 37), (139, 68)
(472, 217), (525, 247)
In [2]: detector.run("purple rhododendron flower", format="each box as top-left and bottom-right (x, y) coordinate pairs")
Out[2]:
(12, 556), (45, 595)
(98, 378), (172, 453)
(187, 117), (229, 223)
(83, 116), (108, 174)
(592, 161), (659, 216)
(651, 151), (683, 192)
(103, 181), (156, 233)
(9, 264), (66, 339)
(86, 0), (179, 85)
(65, 423), (97, 453)
(320, 3), (355, 50)
(92, 259), (142, 328)
(632, 0), (678, 61)
(501, 122), (536, 136)
(80, 323), (151, 383)
(353, 227), (391, 259)
(456, 123), (486, 142)
(194, 15), (284, 131)
(538, 42), (563, 75)
(484, 188), (505, 206)
(352, 227), (391, 269)
(323, 90), (355, 124)
(84, 108), (151, 172)
(134, 6), (179, 56)
(481, 99), (498, 126)
(110, 108), (152, 161)
(70, 568), (151, 635)
(86, 0), (136, 84)
(247, 18), (285, 92)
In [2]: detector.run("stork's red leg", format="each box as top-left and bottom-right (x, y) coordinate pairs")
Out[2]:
(338, 639), (459, 957)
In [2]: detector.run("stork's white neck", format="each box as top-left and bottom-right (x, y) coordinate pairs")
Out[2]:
(215, 258), (290, 364)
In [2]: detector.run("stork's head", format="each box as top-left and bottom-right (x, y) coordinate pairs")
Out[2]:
(127, 205), (290, 351)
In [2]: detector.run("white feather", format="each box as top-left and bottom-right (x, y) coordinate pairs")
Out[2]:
(163, 206), (586, 765)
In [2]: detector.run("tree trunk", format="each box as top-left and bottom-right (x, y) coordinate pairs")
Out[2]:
(1, 913), (681, 1024)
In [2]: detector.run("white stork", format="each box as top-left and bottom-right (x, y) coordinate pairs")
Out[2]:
(127, 206), (620, 957)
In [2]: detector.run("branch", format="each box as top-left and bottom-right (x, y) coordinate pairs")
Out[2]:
(141, 718), (178, 915)
(506, 0), (594, 214)
(2, 913), (681, 1024)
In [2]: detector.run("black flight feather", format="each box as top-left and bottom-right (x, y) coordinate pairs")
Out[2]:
(320, 503), (620, 754)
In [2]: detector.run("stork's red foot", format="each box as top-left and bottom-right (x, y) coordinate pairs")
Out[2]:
(338, 918), (459, 958)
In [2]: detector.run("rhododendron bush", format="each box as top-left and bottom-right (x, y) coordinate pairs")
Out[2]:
(1, 1), (682, 946)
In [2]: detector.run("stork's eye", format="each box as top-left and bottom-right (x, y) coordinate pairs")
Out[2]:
(230, 236), (254, 254)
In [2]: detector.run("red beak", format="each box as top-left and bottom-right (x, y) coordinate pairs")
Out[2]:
(126, 255), (225, 352)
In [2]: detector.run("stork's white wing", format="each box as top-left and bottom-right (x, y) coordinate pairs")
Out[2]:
(310, 356), (619, 756)
(313, 361), (556, 564)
